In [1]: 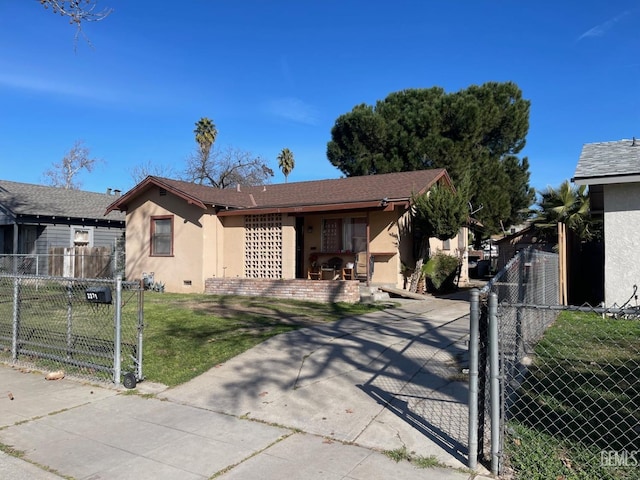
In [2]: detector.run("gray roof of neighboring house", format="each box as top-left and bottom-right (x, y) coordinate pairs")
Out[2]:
(0, 180), (126, 222)
(574, 138), (640, 184)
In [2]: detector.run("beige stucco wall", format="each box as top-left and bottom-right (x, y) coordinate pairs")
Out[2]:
(124, 187), (215, 292)
(603, 183), (640, 307)
(219, 215), (244, 279)
(281, 215), (296, 278)
(369, 209), (402, 287)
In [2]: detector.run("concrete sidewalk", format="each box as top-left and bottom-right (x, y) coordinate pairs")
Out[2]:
(0, 294), (491, 479)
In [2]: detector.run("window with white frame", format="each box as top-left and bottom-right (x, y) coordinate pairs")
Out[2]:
(150, 216), (173, 256)
(71, 227), (93, 247)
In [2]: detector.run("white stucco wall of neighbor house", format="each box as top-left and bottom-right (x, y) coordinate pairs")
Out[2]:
(604, 183), (640, 307)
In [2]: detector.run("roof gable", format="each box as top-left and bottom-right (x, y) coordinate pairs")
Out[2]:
(0, 180), (125, 222)
(574, 139), (640, 185)
(106, 169), (452, 215)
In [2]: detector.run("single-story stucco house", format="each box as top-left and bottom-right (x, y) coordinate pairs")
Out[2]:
(573, 138), (640, 307)
(0, 180), (125, 276)
(105, 169), (469, 299)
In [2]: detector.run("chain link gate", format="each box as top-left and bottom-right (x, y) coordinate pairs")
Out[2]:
(0, 274), (143, 388)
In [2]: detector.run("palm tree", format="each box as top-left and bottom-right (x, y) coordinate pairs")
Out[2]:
(194, 117), (217, 162)
(277, 148), (295, 182)
(532, 180), (594, 240)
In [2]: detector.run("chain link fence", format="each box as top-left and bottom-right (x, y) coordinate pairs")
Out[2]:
(502, 303), (640, 479)
(469, 248), (640, 479)
(0, 273), (143, 388)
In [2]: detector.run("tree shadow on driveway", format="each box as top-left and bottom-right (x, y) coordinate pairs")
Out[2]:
(162, 301), (471, 466)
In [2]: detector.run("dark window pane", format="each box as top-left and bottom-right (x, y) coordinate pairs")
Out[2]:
(322, 219), (342, 252)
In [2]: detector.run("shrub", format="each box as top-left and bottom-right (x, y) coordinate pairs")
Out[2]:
(422, 252), (460, 293)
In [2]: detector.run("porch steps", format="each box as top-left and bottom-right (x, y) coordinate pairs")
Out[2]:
(359, 284), (431, 303)
(359, 285), (391, 303)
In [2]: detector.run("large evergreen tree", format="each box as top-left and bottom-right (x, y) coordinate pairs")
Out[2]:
(327, 82), (532, 236)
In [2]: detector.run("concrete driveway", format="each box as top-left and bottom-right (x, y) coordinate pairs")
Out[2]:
(160, 295), (473, 468)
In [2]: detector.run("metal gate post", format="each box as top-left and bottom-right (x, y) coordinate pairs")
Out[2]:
(468, 288), (480, 469)
(488, 292), (500, 475)
(113, 276), (123, 385)
(136, 282), (144, 381)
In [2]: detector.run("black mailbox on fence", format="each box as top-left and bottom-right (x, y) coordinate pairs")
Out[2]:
(85, 286), (112, 304)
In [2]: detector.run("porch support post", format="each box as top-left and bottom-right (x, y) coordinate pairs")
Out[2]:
(365, 212), (370, 286)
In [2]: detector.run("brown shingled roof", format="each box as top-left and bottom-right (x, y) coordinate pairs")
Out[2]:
(106, 169), (451, 215)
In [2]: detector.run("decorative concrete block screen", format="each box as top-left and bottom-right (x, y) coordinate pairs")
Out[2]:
(244, 213), (283, 278)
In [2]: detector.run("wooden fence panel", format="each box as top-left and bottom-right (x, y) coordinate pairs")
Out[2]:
(48, 246), (113, 278)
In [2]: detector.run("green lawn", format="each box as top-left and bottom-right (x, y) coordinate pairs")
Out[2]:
(505, 310), (640, 480)
(0, 282), (391, 386)
(142, 293), (390, 386)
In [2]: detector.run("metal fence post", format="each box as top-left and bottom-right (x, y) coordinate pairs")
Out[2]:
(11, 276), (21, 361)
(113, 275), (123, 385)
(111, 241), (117, 279)
(468, 288), (480, 469)
(488, 292), (500, 475)
(66, 280), (73, 360)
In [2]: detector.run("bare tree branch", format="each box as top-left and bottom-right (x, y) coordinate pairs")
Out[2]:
(129, 160), (177, 185)
(39, 0), (112, 45)
(39, 0), (112, 25)
(184, 146), (274, 189)
(43, 140), (100, 190)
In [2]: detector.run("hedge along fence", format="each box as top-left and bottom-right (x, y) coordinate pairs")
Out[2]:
(204, 278), (360, 303)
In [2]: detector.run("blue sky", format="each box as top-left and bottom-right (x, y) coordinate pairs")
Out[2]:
(1, 1), (638, 196)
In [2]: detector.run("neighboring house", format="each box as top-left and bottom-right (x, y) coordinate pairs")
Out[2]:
(493, 225), (555, 271)
(106, 169), (469, 293)
(573, 138), (640, 307)
(0, 180), (126, 275)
